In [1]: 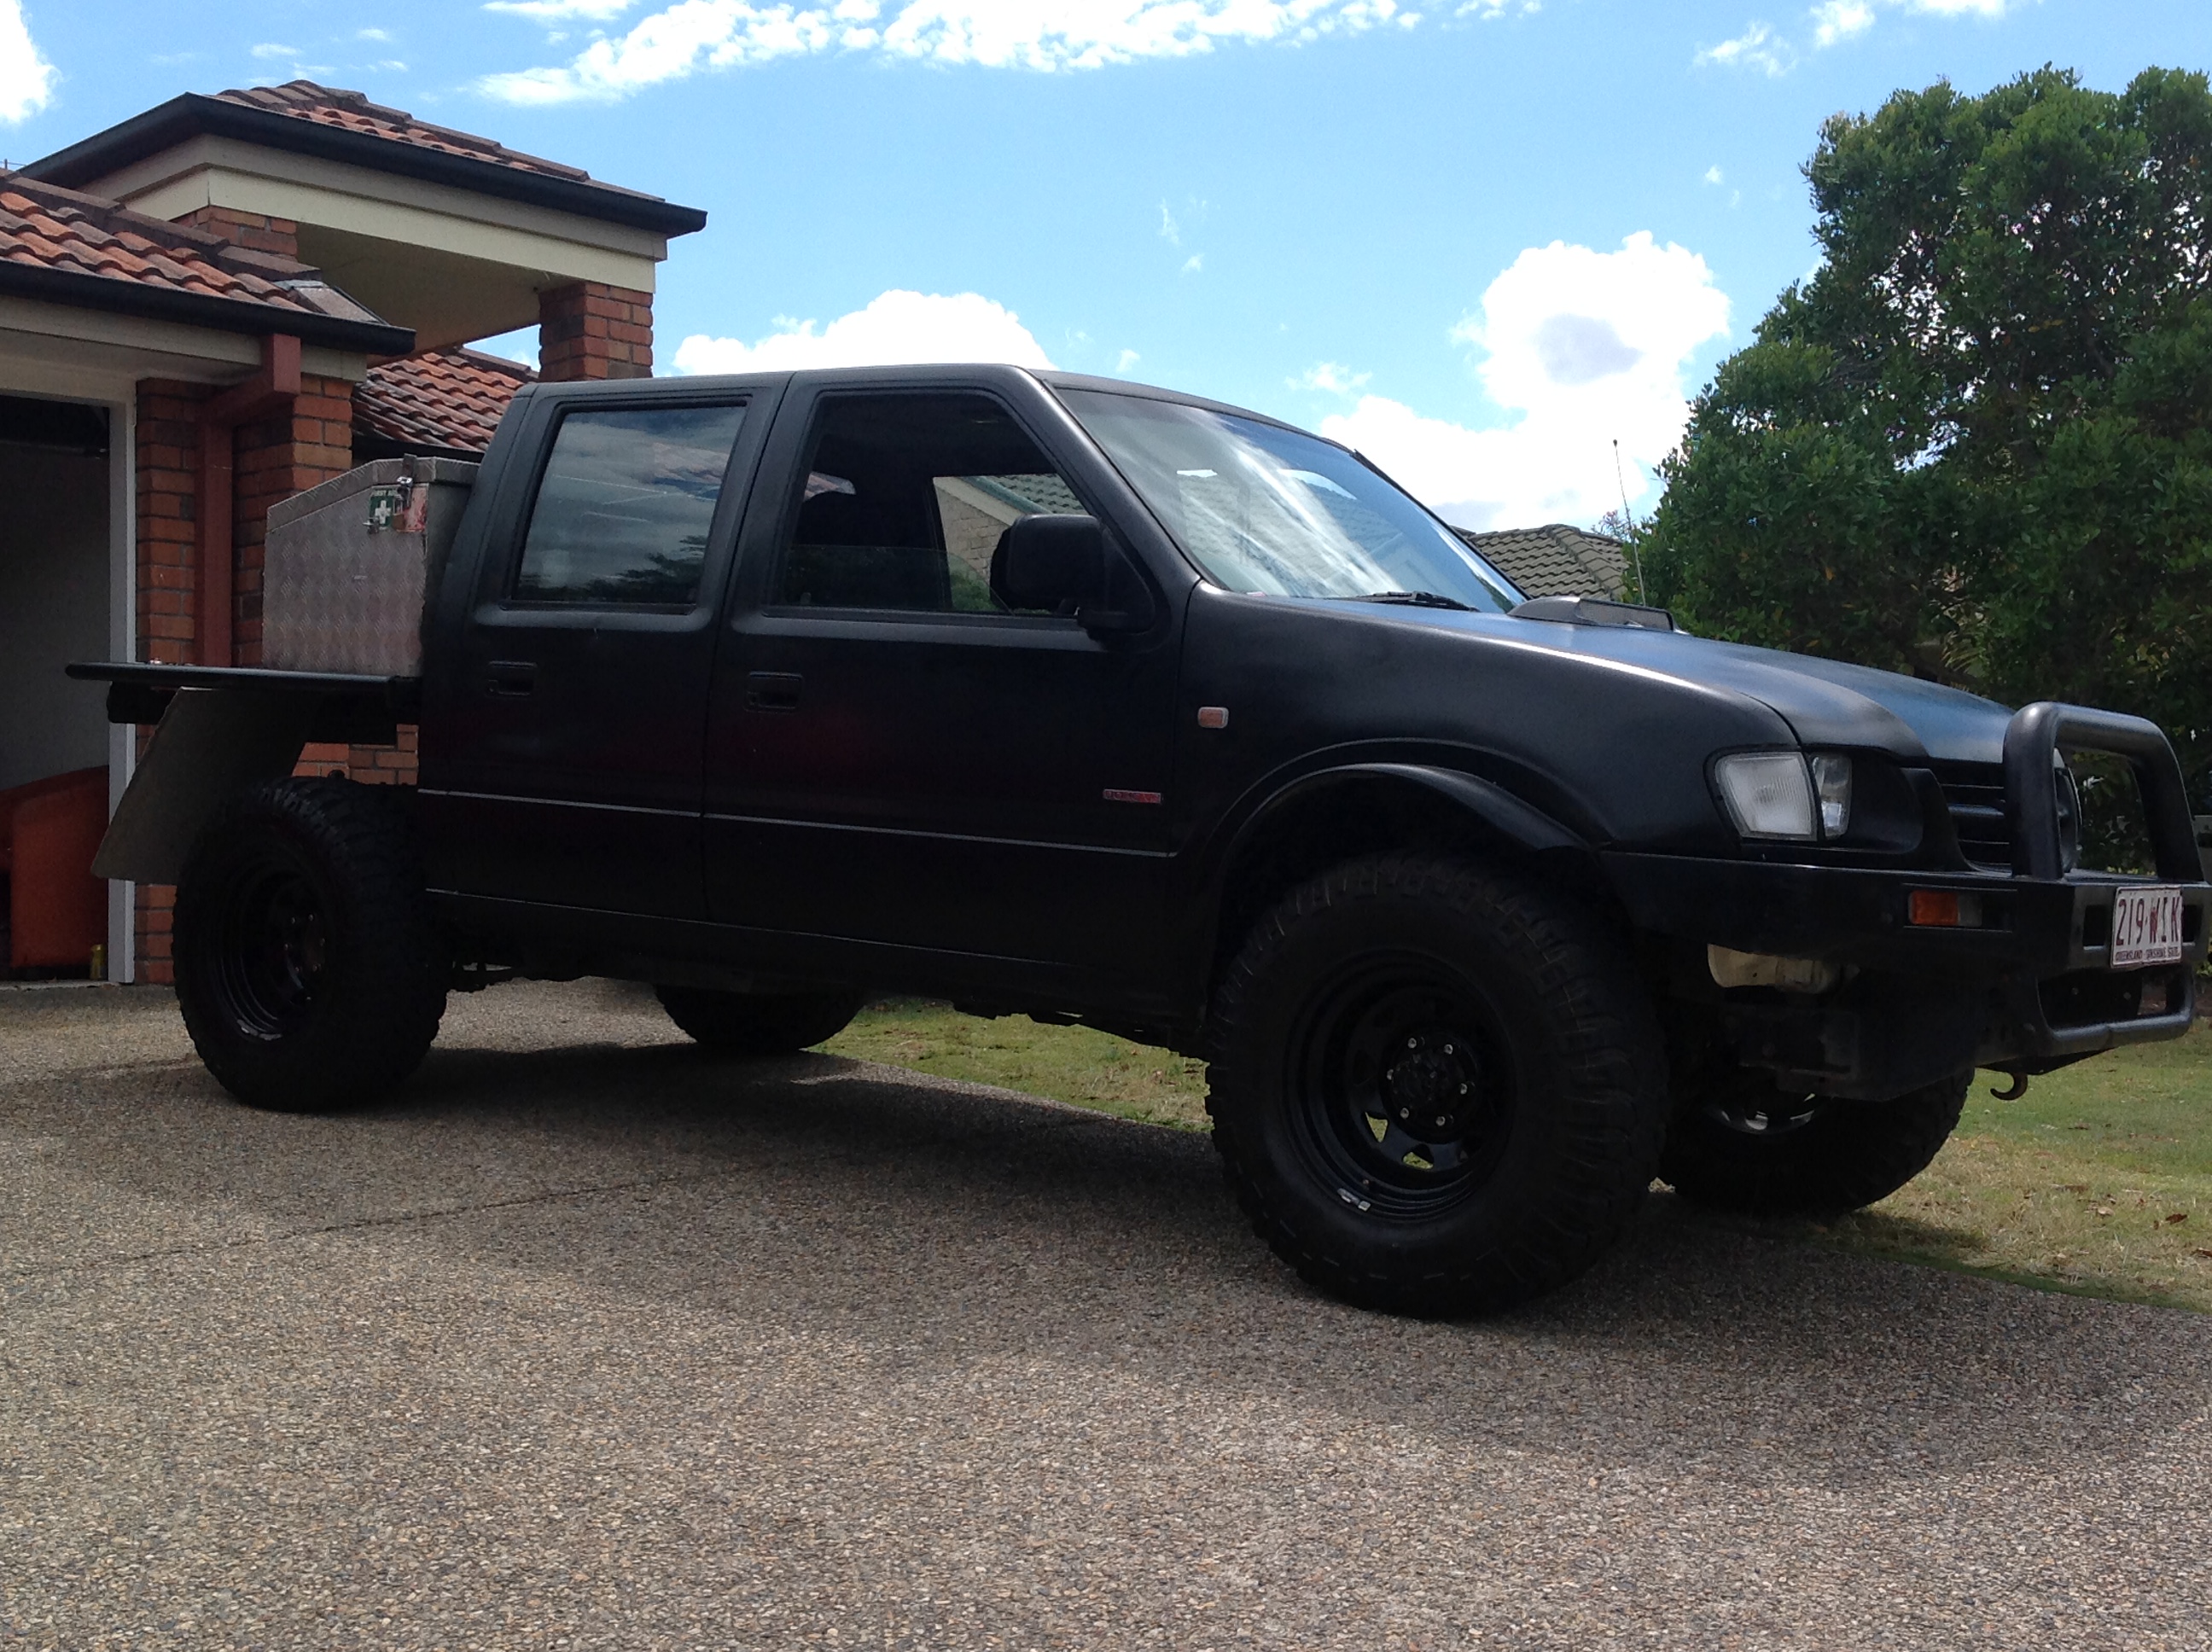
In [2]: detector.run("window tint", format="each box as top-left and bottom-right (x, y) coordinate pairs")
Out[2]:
(514, 404), (746, 605)
(776, 394), (1085, 615)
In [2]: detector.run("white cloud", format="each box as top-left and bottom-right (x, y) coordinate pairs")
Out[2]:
(672, 288), (1053, 373)
(1115, 347), (1143, 374)
(356, 26), (396, 41)
(480, 0), (1419, 102)
(1292, 361), (1371, 394)
(1180, 253), (1204, 276)
(1808, 0), (2012, 48)
(1809, 0), (1872, 44)
(1703, 165), (1724, 185)
(1696, 20), (1794, 74)
(1318, 233), (1730, 530)
(251, 41), (300, 60)
(0, 0), (53, 122)
(1158, 201), (1180, 246)
(486, 0), (641, 20)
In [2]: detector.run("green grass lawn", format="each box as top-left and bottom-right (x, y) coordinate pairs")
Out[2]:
(824, 1000), (2212, 1311)
(1802, 1020), (2212, 1312)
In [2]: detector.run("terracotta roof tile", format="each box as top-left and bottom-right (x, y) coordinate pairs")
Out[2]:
(0, 171), (391, 329)
(1453, 523), (1627, 601)
(215, 82), (636, 191)
(354, 347), (535, 456)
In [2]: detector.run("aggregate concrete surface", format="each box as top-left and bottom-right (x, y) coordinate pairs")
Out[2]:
(3, 980), (2208, 1651)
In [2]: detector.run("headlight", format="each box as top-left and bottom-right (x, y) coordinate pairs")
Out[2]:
(1714, 751), (1855, 843)
(1715, 752), (1818, 840)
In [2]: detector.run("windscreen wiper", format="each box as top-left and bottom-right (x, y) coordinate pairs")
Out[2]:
(1347, 590), (1475, 611)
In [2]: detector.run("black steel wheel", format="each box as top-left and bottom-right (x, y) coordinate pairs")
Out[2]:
(175, 779), (446, 1112)
(208, 855), (329, 1041)
(1208, 854), (1667, 1317)
(1284, 956), (1516, 1222)
(1661, 1067), (1968, 1216)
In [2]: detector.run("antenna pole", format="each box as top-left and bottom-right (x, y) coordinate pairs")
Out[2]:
(1612, 439), (1646, 605)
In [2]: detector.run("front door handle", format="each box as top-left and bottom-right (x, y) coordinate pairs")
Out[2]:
(486, 660), (537, 697)
(745, 671), (803, 713)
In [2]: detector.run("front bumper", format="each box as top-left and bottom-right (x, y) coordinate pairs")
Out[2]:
(1604, 701), (2208, 1095)
(1607, 852), (2203, 1058)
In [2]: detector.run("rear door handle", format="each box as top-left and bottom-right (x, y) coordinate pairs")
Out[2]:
(486, 660), (537, 697)
(746, 671), (803, 713)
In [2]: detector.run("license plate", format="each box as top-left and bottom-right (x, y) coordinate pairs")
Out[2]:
(2110, 885), (2185, 969)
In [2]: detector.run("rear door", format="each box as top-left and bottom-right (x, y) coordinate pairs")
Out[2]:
(421, 380), (778, 918)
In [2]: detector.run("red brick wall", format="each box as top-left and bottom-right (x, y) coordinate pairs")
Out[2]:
(136, 380), (208, 670)
(178, 206), (300, 261)
(538, 281), (653, 381)
(232, 374), (355, 666)
(132, 380), (214, 983)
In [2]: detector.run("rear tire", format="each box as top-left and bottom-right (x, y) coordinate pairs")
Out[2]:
(174, 778), (446, 1113)
(1659, 1068), (1969, 1216)
(1206, 854), (1668, 1318)
(656, 985), (864, 1055)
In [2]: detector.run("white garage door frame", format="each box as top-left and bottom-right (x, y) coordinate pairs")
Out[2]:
(0, 358), (140, 982)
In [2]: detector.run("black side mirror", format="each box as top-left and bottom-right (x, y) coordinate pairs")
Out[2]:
(992, 513), (1101, 613)
(992, 514), (1155, 634)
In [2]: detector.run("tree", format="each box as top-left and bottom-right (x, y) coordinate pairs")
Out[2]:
(1639, 66), (2212, 805)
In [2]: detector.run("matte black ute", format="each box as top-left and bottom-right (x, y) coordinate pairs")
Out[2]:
(76, 364), (2209, 1314)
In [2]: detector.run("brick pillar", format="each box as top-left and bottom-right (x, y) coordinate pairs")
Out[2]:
(178, 206), (300, 261)
(131, 380), (213, 985)
(538, 282), (653, 381)
(232, 374), (355, 666)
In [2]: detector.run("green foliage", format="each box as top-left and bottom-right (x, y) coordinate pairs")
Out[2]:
(1642, 66), (2212, 800)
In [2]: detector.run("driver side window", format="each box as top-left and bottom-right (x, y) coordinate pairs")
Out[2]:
(774, 393), (1085, 616)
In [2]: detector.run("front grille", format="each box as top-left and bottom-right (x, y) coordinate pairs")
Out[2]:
(1931, 761), (2012, 870)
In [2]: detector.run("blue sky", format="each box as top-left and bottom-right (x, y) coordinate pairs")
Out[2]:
(3, 0), (2205, 527)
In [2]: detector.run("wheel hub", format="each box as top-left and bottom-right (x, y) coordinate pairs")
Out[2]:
(218, 865), (329, 1040)
(1289, 962), (1516, 1218)
(1380, 1028), (1477, 1141)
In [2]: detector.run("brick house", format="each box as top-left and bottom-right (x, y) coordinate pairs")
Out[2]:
(0, 81), (703, 983)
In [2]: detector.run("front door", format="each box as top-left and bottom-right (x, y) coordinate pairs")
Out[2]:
(702, 383), (1183, 990)
(423, 387), (768, 919)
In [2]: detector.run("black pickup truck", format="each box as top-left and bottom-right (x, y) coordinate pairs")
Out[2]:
(75, 364), (2209, 1315)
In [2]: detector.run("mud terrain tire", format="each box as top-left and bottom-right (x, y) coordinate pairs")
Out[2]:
(1206, 854), (1668, 1317)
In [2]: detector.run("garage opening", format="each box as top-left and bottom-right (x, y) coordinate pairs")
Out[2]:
(0, 392), (113, 980)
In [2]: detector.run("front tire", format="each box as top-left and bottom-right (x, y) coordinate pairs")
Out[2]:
(1206, 855), (1668, 1318)
(174, 779), (446, 1113)
(1659, 1068), (1969, 1216)
(656, 985), (864, 1055)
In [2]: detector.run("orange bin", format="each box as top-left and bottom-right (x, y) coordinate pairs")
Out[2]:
(0, 767), (108, 973)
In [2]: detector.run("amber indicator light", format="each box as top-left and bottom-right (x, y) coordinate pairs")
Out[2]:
(1908, 889), (1984, 928)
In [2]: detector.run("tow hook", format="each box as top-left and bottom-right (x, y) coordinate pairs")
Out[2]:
(1989, 1067), (2031, 1102)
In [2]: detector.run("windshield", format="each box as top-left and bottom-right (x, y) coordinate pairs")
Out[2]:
(1057, 387), (1520, 612)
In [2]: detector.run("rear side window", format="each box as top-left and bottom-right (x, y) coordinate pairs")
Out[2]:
(513, 404), (746, 605)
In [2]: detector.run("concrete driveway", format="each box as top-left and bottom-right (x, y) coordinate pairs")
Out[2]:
(3, 980), (2209, 1650)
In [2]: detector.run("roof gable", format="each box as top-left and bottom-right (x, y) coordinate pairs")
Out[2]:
(24, 83), (706, 239)
(0, 171), (411, 355)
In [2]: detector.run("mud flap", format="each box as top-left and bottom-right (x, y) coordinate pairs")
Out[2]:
(93, 690), (321, 883)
